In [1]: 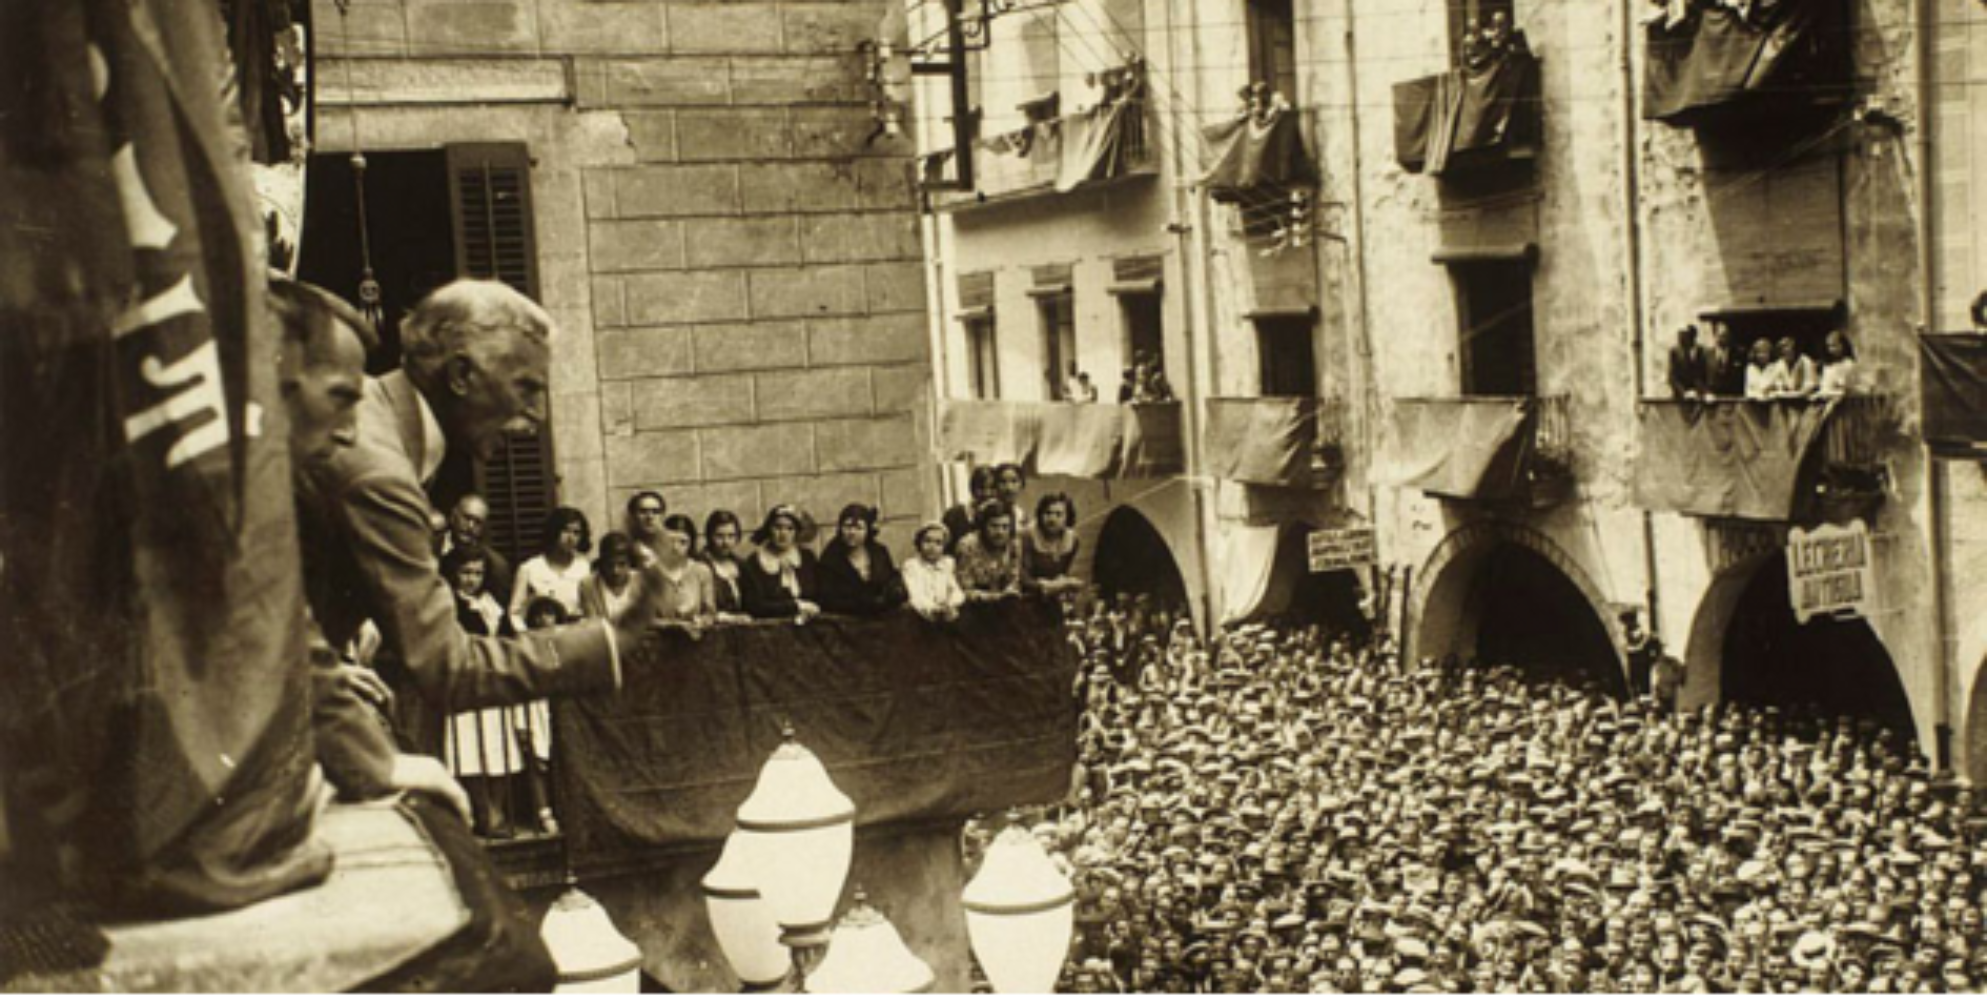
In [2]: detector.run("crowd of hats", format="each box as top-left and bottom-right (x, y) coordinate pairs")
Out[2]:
(970, 596), (1987, 994)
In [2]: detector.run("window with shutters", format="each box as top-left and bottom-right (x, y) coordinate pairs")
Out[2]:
(445, 144), (556, 569)
(1030, 264), (1076, 401)
(958, 272), (1000, 400)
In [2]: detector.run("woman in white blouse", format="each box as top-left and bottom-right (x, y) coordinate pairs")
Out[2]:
(509, 506), (592, 626)
(1816, 330), (1860, 398)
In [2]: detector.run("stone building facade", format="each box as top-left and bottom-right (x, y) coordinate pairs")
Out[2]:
(913, 0), (1987, 782)
(311, 0), (935, 552)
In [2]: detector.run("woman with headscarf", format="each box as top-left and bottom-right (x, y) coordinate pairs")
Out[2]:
(738, 504), (822, 621)
(816, 503), (905, 617)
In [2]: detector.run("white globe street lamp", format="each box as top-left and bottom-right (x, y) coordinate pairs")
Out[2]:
(962, 822), (1075, 993)
(807, 890), (936, 994)
(700, 830), (793, 991)
(539, 884), (644, 993)
(732, 729), (856, 949)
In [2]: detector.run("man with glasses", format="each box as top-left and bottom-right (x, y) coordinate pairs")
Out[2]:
(441, 493), (510, 600)
(626, 490), (668, 550)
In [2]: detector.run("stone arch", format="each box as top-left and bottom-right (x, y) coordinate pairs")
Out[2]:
(1686, 551), (1918, 745)
(1405, 521), (1627, 696)
(1969, 656), (1987, 786)
(1089, 505), (1189, 612)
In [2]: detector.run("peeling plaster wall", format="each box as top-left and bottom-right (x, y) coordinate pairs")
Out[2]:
(314, 0), (934, 551)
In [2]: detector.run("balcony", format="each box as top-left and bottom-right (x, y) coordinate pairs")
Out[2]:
(1393, 35), (1542, 176)
(1389, 394), (1572, 507)
(1202, 396), (1348, 489)
(928, 65), (1158, 210)
(1642, 0), (1850, 130)
(937, 398), (1184, 479)
(1634, 394), (1893, 523)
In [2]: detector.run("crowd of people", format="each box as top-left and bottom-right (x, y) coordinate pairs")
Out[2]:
(1667, 323), (1862, 402)
(978, 597), (1986, 994)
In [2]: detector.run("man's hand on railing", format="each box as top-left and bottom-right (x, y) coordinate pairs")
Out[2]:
(323, 661), (393, 710)
(390, 753), (472, 825)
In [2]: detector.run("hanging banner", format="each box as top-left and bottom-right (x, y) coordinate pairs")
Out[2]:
(1308, 527), (1377, 573)
(1786, 519), (1873, 624)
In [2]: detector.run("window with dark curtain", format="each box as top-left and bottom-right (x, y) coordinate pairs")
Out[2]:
(1256, 316), (1317, 397)
(1455, 260), (1536, 397)
(1448, 0), (1517, 66)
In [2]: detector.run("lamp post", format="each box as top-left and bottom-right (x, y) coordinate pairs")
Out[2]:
(962, 820), (1075, 993)
(807, 889), (936, 994)
(732, 728), (855, 950)
(701, 830), (793, 991)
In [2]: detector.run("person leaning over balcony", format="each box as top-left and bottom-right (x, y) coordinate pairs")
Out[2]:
(1771, 336), (1818, 400)
(701, 509), (753, 624)
(1022, 492), (1085, 597)
(1743, 338), (1785, 400)
(903, 522), (967, 621)
(1816, 330), (1860, 399)
(293, 279), (669, 761)
(943, 465), (997, 556)
(739, 504), (822, 622)
(816, 503), (907, 617)
(956, 500), (1024, 602)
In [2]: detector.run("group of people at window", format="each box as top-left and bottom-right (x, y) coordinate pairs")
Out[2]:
(1666, 322), (1861, 403)
(1055, 352), (1175, 404)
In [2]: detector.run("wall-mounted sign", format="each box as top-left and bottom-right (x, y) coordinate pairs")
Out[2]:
(1786, 519), (1873, 624)
(1308, 527), (1377, 573)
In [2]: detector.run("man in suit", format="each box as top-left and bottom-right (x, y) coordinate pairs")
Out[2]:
(295, 278), (665, 758)
(440, 493), (511, 599)
(1705, 321), (1747, 398)
(1666, 325), (1709, 400)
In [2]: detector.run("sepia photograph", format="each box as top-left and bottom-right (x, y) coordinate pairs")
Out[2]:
(1, 0), (1985, 992)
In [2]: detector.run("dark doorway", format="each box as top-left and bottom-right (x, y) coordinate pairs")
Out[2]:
(298, 149), (454, 373)
(1722, 557), (1914, 743)
(1464, 543), (1624, 696)
(1286, 565), (1370, 645)
(1092, 509), (1187, 613)
(1454, 259), (1536, 397)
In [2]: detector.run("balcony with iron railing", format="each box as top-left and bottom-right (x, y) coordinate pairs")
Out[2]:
(1389, 394), (1573, 508)
(1202, 395), (1350, 490)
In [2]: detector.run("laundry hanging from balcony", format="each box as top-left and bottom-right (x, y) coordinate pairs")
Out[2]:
(938, 399), (1184, 479)
(1387, 398), (1534, 500)
(1393, 37), (1541, 175)
(1199, 102), (1318, 203)
(1056, 63), (1150, 193)
(1642, 0), (1845, 126)
(1919, 333), (1987, 453)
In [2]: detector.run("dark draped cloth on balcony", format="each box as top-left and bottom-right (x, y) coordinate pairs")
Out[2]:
(0, 0), (322, 917)
(1643, 0), (1840, 126)
(1035, 402), (1183, 479)
(1920, 333), (1987, 452)
(1389, 398), (1534, 499)
(553, 601), (1078, 876)
(1200, 106), (1318, 203)
(1203, 398), (1319, 485)
(1056, 98), (1146, 193)
(1633, 399), (1834, 520)
(1394, 42), (1540, 174)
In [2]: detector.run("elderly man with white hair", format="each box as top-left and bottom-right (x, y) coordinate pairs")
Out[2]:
(295, 279), (666, 759)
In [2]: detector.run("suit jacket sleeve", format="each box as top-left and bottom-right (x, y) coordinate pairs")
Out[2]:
(334, 468), (618, 712)
(310, 633), (399, 801)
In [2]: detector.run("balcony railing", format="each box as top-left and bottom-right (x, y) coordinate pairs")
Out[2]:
(1393, 36), (1541, 176)
(1203, 395), (1348, 488)
(1643, 0), (1851, 129)
(1633, 394), (1892, 523)
(1389, 394), (1572, 506)
(929, 66), (1157, 209)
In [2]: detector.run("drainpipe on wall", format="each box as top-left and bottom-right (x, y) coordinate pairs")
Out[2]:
(1168, 0), (1219, 636)
(1913, 0), (1956, 772)
(1338, 0), (1381, 580)
(1621, 0), (1662, 643)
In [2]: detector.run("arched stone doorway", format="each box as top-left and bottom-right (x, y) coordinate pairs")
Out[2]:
(1968, 656), (1987, 787)
(1409, 524), (1626, 697)
(1688, 553), (1916, 745)
(1092, 507), (1188, 612)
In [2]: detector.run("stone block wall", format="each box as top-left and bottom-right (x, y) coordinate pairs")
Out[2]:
(315, 0), (934, 547)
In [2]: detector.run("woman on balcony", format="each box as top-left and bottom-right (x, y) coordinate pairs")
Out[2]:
(577, 532), (640, 621)
(508, 506), (592, 626)
(701, 510), (752, 623)
(1771, 336), (1818, 400)
(1816, 330), (1860, 398)
(1022, 492), (1085, 597)
(739, 504), (822, 622)
(942, 465), (996, 557)
(1743, 339), (1784, 400)
(649, 515), (718, 637)
(956, 501), (1024, 602)
(817, 503), (906, 617)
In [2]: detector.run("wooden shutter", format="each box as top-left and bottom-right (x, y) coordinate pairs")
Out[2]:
(446, 143), (556, 569)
